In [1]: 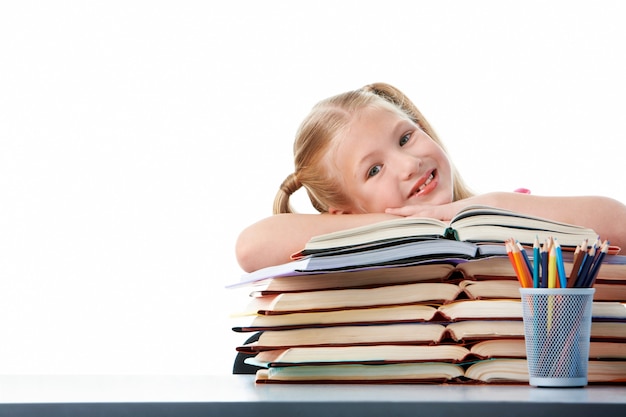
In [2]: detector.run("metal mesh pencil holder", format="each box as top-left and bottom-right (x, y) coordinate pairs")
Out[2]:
(519, 288), (595, 387)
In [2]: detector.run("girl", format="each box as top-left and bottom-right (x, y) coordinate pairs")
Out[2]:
(236, 83), (626, 272)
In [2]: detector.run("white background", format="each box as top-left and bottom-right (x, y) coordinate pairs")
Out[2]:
(1, 1), (625, 375)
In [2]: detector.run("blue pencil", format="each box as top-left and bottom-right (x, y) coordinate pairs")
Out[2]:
(533, 236), (540, 289)
(554, 239), (568, 288)
(582, 241), (609, 288)
(575, 245), (596, 288)
(540, 238), (549, 288)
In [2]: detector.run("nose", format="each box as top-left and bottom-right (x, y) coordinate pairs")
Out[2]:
(393, 151), (421, 181)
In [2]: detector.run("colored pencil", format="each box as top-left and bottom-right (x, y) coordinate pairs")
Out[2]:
(533, 236), (541, 289)
(505, 240), (523, 287)
(548, 244), (557, 288)
(567, 239), (587, 287)
(583, 240), (609, 288)
(507, 239), (532, 288)
(517, 241), (533, 283)
(540, 238), (549, 288)
(553, 239), (568, 288)
(575, 244), (596, 288)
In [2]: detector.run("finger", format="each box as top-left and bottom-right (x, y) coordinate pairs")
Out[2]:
(385, 207), (415, 217)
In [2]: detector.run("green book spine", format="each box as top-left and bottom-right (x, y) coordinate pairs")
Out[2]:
(444, 227), (459, 241)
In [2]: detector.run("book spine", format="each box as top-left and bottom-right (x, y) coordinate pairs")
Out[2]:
(444, 227), (459, 241)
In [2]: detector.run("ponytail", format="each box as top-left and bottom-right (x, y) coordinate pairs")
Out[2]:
(273, 173), (302, 214)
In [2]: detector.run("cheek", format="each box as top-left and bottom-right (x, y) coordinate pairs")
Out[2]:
(362, 187), (400, 213)
(436, 147), (453, 172)
(438, 160), (451, 182)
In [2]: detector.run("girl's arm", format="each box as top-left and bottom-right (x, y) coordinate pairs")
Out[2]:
(387, 192), (626, 250)
(236, 212), (399, 272)
(485, 193), (626, 250)
(238, 193), (626, 272)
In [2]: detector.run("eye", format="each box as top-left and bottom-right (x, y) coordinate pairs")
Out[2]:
(399, 132), (411, 146)
(367, 164), (381, 178)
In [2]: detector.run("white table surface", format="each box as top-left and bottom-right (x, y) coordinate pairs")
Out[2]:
(0, 374), (624, 417)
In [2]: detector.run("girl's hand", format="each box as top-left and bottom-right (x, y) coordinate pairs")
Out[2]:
(386, 192), (626, 252)
(385, 194), (498, 221)
(385, 200), (466, 221)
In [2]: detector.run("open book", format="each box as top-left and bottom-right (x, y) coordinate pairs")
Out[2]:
(233, 300), (626, 335)
(465, 359), (626, 384)
(231, 243), (512, 288)
(240, 283), (626, 318)
(245, 340), (626, 368)
(247, 345), (474, 367)
(253, 359), (626, 384)
(232, 304), (441, 332)
(242, 282), (462, 315)
(230, 257), (504, 292)
(240, 240), (508, 283)
(255, 362), (466, 383)
(240, 321), (626, 353)
(459, 279), (626, 302)
(470, 339), (626, 361)
(237, 322), (525, 352)
(238, 323), (449, 352)
(232, 255), (626, 300)
(296, 205), (603, 257)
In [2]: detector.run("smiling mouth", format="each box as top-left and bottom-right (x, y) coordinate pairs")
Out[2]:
(410, 170), (436, 197)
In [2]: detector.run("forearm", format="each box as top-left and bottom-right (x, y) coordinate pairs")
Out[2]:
(479, 192), (626, 249)
(235, 212), (400, 272)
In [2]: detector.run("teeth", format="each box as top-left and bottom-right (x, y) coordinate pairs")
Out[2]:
(417, 173), (434, 192)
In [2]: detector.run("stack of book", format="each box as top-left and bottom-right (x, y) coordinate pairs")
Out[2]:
(230, 206), (626, 384)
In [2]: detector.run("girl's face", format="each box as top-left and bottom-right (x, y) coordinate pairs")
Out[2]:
(329, 106), (454, 214)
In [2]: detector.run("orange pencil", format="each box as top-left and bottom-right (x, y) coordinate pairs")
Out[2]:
(505, 240), (520, 282)
(510, 239), (533, 288)
(506, 239), (525, 287)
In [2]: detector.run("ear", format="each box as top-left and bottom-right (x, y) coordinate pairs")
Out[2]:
(328, 206), (352, 215)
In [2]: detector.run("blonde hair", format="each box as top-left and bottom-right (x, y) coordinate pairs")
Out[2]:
(273, 82), (474, 214)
